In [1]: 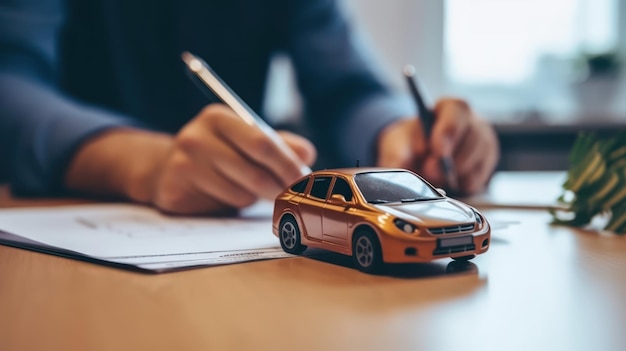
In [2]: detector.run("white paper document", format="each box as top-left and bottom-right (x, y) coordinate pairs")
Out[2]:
(0, 202), (292, 272)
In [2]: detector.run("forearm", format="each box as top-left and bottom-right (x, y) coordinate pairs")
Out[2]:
(64, 104), (318, 215)
(0, 74), (140, 195)
(64, 128), (173, 203)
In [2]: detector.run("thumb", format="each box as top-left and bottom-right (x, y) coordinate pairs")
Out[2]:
(277, 131), (317, 167)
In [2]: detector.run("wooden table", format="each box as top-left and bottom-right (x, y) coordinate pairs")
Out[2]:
(1, 185), (625, 351)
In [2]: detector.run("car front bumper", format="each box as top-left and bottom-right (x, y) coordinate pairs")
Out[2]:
(379, 226), (491, 263)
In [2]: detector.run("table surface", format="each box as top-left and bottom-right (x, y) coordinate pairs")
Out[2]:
(463, 171), (566, 209)
(1, 177), (625, 351)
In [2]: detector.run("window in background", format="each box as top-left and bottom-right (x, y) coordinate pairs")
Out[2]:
(444, 0), (621, 121)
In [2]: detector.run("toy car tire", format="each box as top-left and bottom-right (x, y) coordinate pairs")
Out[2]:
(279, 216), (307, 255)
(452, 254), (476, 262)
(352, 229), (383, 273)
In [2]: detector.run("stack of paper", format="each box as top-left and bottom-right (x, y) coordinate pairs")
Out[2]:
(0, 202), (291, 272)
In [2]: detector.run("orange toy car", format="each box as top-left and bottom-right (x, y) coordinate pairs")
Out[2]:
(272, 168), (490, 273)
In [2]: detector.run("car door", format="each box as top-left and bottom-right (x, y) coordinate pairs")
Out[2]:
(322, 176), (353, 247)
(298, 176), (332, 241)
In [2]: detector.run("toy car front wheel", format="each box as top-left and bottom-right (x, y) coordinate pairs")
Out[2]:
(352, 229), (382, 273)
(452, 254), (476, 262)
(279, 216), (307, 254)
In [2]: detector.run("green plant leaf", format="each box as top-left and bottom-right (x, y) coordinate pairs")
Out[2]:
(553, 132), (626, 235)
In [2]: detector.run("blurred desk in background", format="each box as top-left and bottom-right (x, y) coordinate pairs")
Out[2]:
(1, 174), (626, 351)
(495, 120), (624, 171)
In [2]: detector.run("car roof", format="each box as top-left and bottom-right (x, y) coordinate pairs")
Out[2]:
(308, 167), (411, 177)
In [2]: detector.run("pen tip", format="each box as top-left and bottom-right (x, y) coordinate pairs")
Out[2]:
(403, 65), (416, 77)
(181, 51), (202, 72)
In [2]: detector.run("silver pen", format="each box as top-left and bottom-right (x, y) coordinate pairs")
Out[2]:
(181, 51), (312, 176)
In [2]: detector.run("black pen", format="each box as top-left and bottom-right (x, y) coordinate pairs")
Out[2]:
(403, 65), (459, 193)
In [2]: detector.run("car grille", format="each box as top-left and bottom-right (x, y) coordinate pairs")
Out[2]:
(428, 223), (475, 235)
(433, 244), (476, 256)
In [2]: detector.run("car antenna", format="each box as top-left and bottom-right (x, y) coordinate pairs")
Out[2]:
(356, 159), (360, 168)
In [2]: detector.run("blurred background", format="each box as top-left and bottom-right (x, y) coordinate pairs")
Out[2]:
(265, 0), (626, 171)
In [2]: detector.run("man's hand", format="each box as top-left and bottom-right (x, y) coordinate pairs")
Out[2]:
(377, 98), (499, 195)
(65, 104), (316, 215)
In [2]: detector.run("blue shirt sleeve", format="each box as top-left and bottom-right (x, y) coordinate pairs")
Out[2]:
(0, 0), (135, 195)
(0, 0), (412, 195)
(286, 0), (413, 166)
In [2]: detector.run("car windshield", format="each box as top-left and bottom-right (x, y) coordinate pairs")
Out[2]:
(354, 171), (442, 204)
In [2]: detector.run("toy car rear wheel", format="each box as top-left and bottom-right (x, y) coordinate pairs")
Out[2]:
(279, 216), (307, 255)
(352, 229), (382, 273)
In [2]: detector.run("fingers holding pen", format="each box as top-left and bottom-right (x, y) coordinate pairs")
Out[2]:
(431, 98), (471, 158)
(200, 105), (308, 184)
(178, 105), (305, 197)
(411, 99), (470, 190)
(431, 99), (499, 194)
(378, 91), (498, 196)
(179, 132), (284, 201)
(276, 130), (317, 167)
(154, 150), (257, 214)
(169, 55), (311, 214)
(455, 118), (499, 194)
(151, 104), (318, 215)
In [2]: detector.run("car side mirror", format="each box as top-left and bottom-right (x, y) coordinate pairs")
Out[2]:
(330, 193), (347, 204)
(436, 188), (447, 197)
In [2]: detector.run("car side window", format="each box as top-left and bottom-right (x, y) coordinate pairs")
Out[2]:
(309, 176), (333, 200)
(331, 177), (353, 202)
(289, 177), (309, 194)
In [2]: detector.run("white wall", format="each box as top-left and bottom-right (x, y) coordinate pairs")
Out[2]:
(343, 0), (445, 97)
(265, 0), (446, 122)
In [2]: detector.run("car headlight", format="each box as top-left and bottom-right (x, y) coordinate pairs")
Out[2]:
(394, 218), (416, 234)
